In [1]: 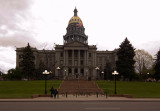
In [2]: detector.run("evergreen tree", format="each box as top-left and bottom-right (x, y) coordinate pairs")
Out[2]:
(6, 68), (22, 80)
(35, 60), (46, 80)
(154, 50), (160, 81)
(104, 61), (112, 80)
(116, 38), (136, 80)
(21, 43), (35, 80)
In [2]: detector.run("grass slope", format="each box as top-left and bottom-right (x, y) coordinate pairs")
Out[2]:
(0, 80), (61, 98)
(95, 80), (160, 98)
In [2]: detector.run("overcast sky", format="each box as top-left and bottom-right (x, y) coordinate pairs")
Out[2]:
(0, 0), (160, 72)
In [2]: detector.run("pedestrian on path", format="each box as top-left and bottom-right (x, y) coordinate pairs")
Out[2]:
(54, 88), (58, 98)
(50, 86), (54, 97)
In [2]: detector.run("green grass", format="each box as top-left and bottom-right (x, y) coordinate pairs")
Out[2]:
(0, 80), (61, 98)
(95, 80), (160, 98)
(1, 80), (160, 98)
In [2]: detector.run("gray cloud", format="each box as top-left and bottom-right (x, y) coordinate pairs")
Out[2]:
(0, 0), (33, 29)
(0, 0), (40, 72)
(137, 41), (160, 57)
(0, 32), (38, 48)
(0, 0), (39, 47)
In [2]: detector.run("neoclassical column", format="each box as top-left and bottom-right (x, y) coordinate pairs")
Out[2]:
(78, 50), (80, 66)
(78, 50), (80, 75)
(55, 52), (60, 77)
(84, 50), (86, 66)
(72, 50), (74, 75)
(66, 50), (68, 66)
(86, 50), (88, 65)
(94, 52), (96, 66)
(63, 50), (66, 66)
(72, 67), (74, 76)
(72, 50), (74, 66)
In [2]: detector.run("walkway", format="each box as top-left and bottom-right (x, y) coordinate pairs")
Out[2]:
(1, 95), (160, 102)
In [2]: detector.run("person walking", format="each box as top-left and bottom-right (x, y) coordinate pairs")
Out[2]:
(54, 88), (58, 98)
(50, 86), (54, 97)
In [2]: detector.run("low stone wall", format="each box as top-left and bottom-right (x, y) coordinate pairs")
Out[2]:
(31, 94), (50, 98)
(109, 94), (133, 98)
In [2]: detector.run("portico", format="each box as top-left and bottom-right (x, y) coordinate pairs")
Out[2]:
(55, 41), (97, 79)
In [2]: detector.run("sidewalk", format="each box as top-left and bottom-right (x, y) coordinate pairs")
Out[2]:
(0, 95), (160, 102)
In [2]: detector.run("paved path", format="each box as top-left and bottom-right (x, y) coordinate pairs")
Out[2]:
(0, 101), (160, 111)
(0, 95), (160, 102)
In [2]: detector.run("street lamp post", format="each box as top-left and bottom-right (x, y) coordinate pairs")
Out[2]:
(101, 71), (104, 80)
(42, 70), (50, 95)
(56, 66), (60, 79)
(64, 69), (66, 79)
(95, 67), (99, 80)
(147, 72), (150, 81)
(112, 70), (119, 95)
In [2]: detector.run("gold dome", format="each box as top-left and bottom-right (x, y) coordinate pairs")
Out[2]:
(68, 8), (83, 26)
(68, 16), (83, 25)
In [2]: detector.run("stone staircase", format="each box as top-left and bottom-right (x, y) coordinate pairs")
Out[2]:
(58, 80), (103, 94)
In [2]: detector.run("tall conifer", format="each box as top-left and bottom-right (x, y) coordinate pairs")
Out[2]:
(116, 38), (136, 80)
(154, 50), (160, 81)
(21, 43), (35, 80)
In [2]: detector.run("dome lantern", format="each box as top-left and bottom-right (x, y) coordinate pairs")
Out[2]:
(74, 7), (78, 16)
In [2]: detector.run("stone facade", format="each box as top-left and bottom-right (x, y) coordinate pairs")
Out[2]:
(16, 8), (117, 79)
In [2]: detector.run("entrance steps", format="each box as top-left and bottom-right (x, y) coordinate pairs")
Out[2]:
(58, 80), (103, 94)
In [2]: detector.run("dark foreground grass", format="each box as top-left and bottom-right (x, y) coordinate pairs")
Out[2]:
(95, 80), (160, 98)
(0, 80), (61, 98)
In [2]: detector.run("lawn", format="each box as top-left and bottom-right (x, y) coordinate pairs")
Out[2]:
(95, 80), (160, 98)
(0, 80), (61, 98)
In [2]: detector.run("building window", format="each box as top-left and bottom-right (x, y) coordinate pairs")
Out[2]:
(74, 60), (78, 66)
(81, 60), (83, 65)
(69, 52), (72, 57)
(60, 52), (63, 57)
(74, 68), (78, 73)
(80, 51), (84, 58)
(69, 68), (72, 75)
(74, 50), (78, 57)
(19, 62), (23, 67)
(75, 53), (78, 57)
(81, 68), (84, 76)
(19, 54), (23, 59)
(89, 53), (92, 57)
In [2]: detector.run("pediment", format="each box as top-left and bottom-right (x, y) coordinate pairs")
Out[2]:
(64, 41), (88, 47)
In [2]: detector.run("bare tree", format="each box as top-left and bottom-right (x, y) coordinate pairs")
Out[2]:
(38, 42), (57, 50)
(134, 49), (153, 74)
